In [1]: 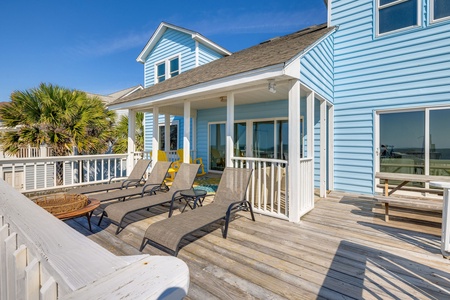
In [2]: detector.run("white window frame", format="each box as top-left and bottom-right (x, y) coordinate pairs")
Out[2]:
(154, 54), (181, 84)
(158, 120), (179, 151)
(376, 0), (422, 37)
(430, 0), (450, 23)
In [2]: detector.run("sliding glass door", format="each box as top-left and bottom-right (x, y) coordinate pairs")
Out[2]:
(234, 122), (247, 157)
(209, 123), (225, 171)
(253, 121), (275, 158)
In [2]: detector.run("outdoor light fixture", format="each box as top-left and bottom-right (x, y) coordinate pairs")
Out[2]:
(220, 96), (227, 102)
(268, 79), (276, 93)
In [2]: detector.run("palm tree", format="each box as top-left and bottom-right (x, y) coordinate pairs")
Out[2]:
(112, 112), (144, 153)
(0, 83), (116, 156)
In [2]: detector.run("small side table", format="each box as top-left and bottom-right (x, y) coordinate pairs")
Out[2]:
(179, 189), (207, 212)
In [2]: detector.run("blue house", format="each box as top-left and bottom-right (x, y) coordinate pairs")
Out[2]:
(109, 1), (450, 222)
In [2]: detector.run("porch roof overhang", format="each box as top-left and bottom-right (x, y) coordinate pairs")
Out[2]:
(108, 63), (293, 112)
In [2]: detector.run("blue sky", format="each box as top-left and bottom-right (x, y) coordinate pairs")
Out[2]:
(0, 1), (327, 102)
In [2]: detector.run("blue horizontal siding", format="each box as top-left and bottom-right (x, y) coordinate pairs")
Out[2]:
(198, 43), (223, 65)
(330, 0), (450, 195)
(143, 29), (196, 87)
(300, 34), (334, 102)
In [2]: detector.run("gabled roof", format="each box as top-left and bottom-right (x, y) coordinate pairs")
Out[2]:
(112, 23), (334, 107)
(87, 85), (143, 105)
(136, 22), (231, 63)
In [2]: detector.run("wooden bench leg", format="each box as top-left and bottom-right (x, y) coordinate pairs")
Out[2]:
(384, 203), (389, 222)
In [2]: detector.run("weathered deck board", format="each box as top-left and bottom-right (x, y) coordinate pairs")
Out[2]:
(65, 191), (450, 299)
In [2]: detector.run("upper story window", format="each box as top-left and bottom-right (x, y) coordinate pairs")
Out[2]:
(155, 55), (180, 83)
(156, 62), (166, 82)
(169, 57), (179, 77)
(431, 0), (450, 22)
(377, 0), (420, 35)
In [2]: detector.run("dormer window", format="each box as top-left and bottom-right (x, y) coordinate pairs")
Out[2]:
(156, 62), (166, 82)
(431, 0), (450, 23)
(376, 0), (420, 36)
(169, 57), (179, 77)
(155, 55), (180, 83)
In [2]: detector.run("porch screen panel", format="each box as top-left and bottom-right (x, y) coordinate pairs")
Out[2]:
(380, 111), (425, 186)
(429, 109), (450, 176)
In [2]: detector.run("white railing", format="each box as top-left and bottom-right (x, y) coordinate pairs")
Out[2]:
(0, 179), (189, 299)
(298, 158), (314, 216)
(0, 146), (54, 159)
(232, 157), (315, 221)
(0, 154), (128, 193)
(232, 157), (289, 220)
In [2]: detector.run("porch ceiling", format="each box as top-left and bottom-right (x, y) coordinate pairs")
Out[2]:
(136, 79), (309, 115)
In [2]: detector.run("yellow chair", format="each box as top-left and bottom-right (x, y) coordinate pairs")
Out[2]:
(150, 150), (179, 181)
(176, 149), (206, 176)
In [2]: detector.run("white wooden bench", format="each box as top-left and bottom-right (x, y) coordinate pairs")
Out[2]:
(374, 195), (442, 222)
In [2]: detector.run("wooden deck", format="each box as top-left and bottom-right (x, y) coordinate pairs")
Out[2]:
(64, 191), (450, 299)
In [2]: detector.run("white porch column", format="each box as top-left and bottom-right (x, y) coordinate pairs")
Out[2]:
(127, 110), (136, 175)
(320, 100), (327, 198)
(288, 80), (301, 223)
(192, 117), (197, 157)
(306, 92), (315, 157)
(164, 114), (170, 152)
(152, 107), (160, 164)
(226, 92), (235, 168)
(183, 101), (191, 163)
(328, 105), (334, 191)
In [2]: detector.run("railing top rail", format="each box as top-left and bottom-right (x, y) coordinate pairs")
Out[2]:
(0, 153), (128, 164)
(232, 156), (288, 164)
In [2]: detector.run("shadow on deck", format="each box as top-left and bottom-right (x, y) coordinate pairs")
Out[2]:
(64, 190), (450, 299)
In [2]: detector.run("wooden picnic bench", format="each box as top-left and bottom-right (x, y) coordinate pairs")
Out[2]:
(374, 172), (450, 222)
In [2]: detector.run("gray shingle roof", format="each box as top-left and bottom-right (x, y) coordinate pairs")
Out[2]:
(111, 23), (334, 106)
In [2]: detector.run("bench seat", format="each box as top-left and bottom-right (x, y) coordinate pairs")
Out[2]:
(374, 196), (443, 222)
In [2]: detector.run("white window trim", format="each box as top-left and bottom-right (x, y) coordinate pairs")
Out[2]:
(376, 0), (422, 37)
(430, 0), (450, 23)
(154, 54), (182, 84)
(158, 120), (179, 150)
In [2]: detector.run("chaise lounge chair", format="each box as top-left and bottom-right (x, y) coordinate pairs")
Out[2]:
(90, 161), (172, 202)
(68, 159), (152, 195)
(97, 163), (200, 234)
(139, 167), (254, 256)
